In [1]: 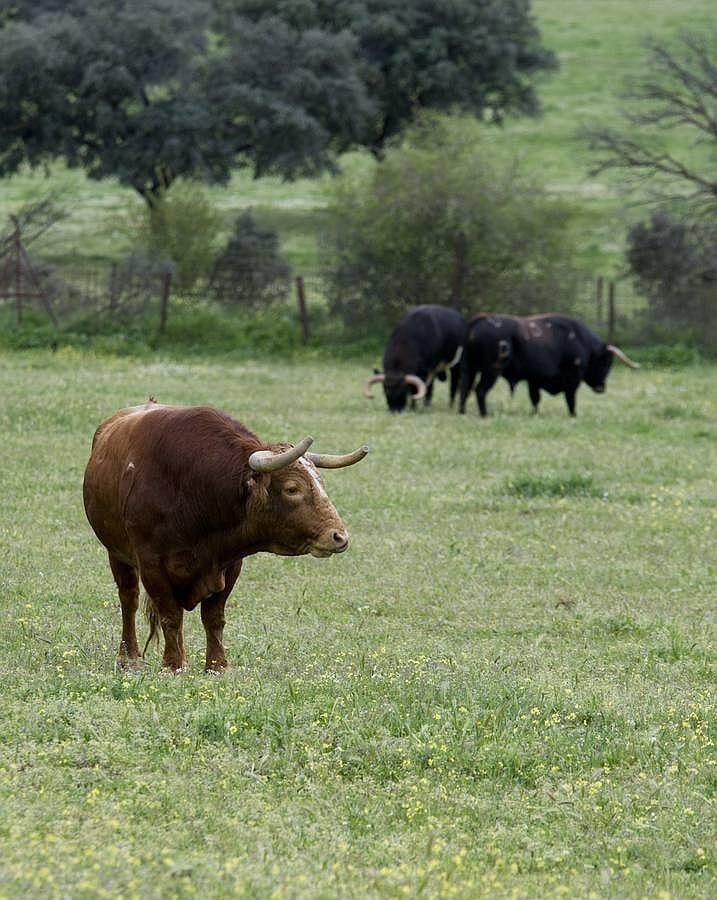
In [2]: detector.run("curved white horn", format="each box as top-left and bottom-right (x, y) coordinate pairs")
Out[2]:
(248, 436), (314, 473)
(607, 345), (640, 369)
(445, 346), (463, 369)
(363, 373), (385, 399)
(404, 374), (427, 401)
(306, 445), (369, 469)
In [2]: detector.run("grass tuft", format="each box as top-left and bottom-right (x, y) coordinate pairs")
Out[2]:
(504, 472), (602, 498)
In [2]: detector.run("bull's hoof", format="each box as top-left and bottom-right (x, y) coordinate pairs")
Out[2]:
(160, 658), (187, 674)
(115, 655), (146, 673)
(205, 658), (229, 674)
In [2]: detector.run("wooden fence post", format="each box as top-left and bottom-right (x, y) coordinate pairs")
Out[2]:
(450, 232), (467, 308)
(608, 280), (616, 343)
(159, 271), (171, 335)
(109, 263), (119, 313)
(14, 222), (22, 324)
(596, 275), (604, 324)
(295, 275), (309, 344)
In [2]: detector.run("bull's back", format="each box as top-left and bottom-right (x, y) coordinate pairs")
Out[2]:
(423, 305), (466, 351)
(386, 305), (465, 369)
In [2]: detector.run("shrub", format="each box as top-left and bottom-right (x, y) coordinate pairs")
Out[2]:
(321, 115), (582, 331)
(626, 209), (717, 347)
(209, 212), (291, 309)
(131, 181), (222, 293)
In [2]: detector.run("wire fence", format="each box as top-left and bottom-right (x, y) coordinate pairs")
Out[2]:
(0, 265), (649, 339)
(0, 236), (666, 348)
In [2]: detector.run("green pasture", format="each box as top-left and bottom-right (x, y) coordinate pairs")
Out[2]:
(1, 0), (716, 283)
(0, 349), (714, 898)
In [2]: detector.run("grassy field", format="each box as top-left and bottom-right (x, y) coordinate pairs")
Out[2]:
(0, 349), (714, 898)
(1, 1), (716, 284)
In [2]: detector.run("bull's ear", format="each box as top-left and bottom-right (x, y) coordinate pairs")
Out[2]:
(373, 367), (381, 375)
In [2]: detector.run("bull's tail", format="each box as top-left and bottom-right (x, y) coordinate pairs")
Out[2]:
(142, 593), (161, 658)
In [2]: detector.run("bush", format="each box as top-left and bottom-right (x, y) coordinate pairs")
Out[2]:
(321, 115), (583, 331)
(209, 212), (291, 309)
(626, 209), (717, 347)
(130, 181), (222, 293)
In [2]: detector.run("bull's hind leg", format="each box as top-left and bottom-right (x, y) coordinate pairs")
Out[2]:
(201, 561), (242, 673)
(108, 554), (141, 669)
(458, 366), (476, 414)
(139, 566), (187, 672)
(449, 364), (460, 407)
(153, 595), (186, 672)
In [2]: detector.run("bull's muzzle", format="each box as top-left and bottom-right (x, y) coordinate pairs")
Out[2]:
(311, 529), (349, 558)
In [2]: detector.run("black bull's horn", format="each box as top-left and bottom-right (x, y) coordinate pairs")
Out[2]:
(608, 345), (640, 369)
(403, 374), (427, 401)
(363, 372), (427, 400)
(363, 373), (385, 399)
(248, 436), (369, 472)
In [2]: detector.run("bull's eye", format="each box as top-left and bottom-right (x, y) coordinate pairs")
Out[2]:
(283, 482), (302, 498)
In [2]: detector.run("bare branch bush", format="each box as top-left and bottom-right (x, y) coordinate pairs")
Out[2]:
(585, 31), (717, 211)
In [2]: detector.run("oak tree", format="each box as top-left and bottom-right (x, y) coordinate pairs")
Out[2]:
(0, 1), (555, 203)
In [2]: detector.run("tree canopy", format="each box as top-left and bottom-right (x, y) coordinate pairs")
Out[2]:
(0, 0), (555, 204)
(229, 0), (557, 154)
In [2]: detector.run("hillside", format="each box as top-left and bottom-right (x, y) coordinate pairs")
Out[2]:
(0, 1), (714, 285)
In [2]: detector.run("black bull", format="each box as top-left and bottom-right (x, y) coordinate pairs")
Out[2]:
(459, 313), (639, 417)
(364, 305), (468, 412)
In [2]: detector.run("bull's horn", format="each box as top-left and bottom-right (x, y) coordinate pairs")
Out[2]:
(306, 445), (369, 469)
(445, 346), (463, 369)
(607, 345), (640, 369)
(248, 435), (314, 473)
(404, 374), (427, 401)
(363, 373), (385, 399)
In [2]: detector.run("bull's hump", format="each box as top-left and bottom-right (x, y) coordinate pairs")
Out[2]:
(121, 399), (165, 417)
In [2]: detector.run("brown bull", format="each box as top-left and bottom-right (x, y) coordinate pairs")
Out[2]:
(83, 401), (368, 672)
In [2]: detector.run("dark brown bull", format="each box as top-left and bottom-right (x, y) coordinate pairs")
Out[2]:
(459, 313), (639, 417)
(83, 401), (368, 672)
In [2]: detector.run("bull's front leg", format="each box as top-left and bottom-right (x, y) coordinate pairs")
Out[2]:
(475, 370), (500, 417)
(565, 387), (577, 416)
(424, 381), (435, 406)
(201, 561), (242, 673)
